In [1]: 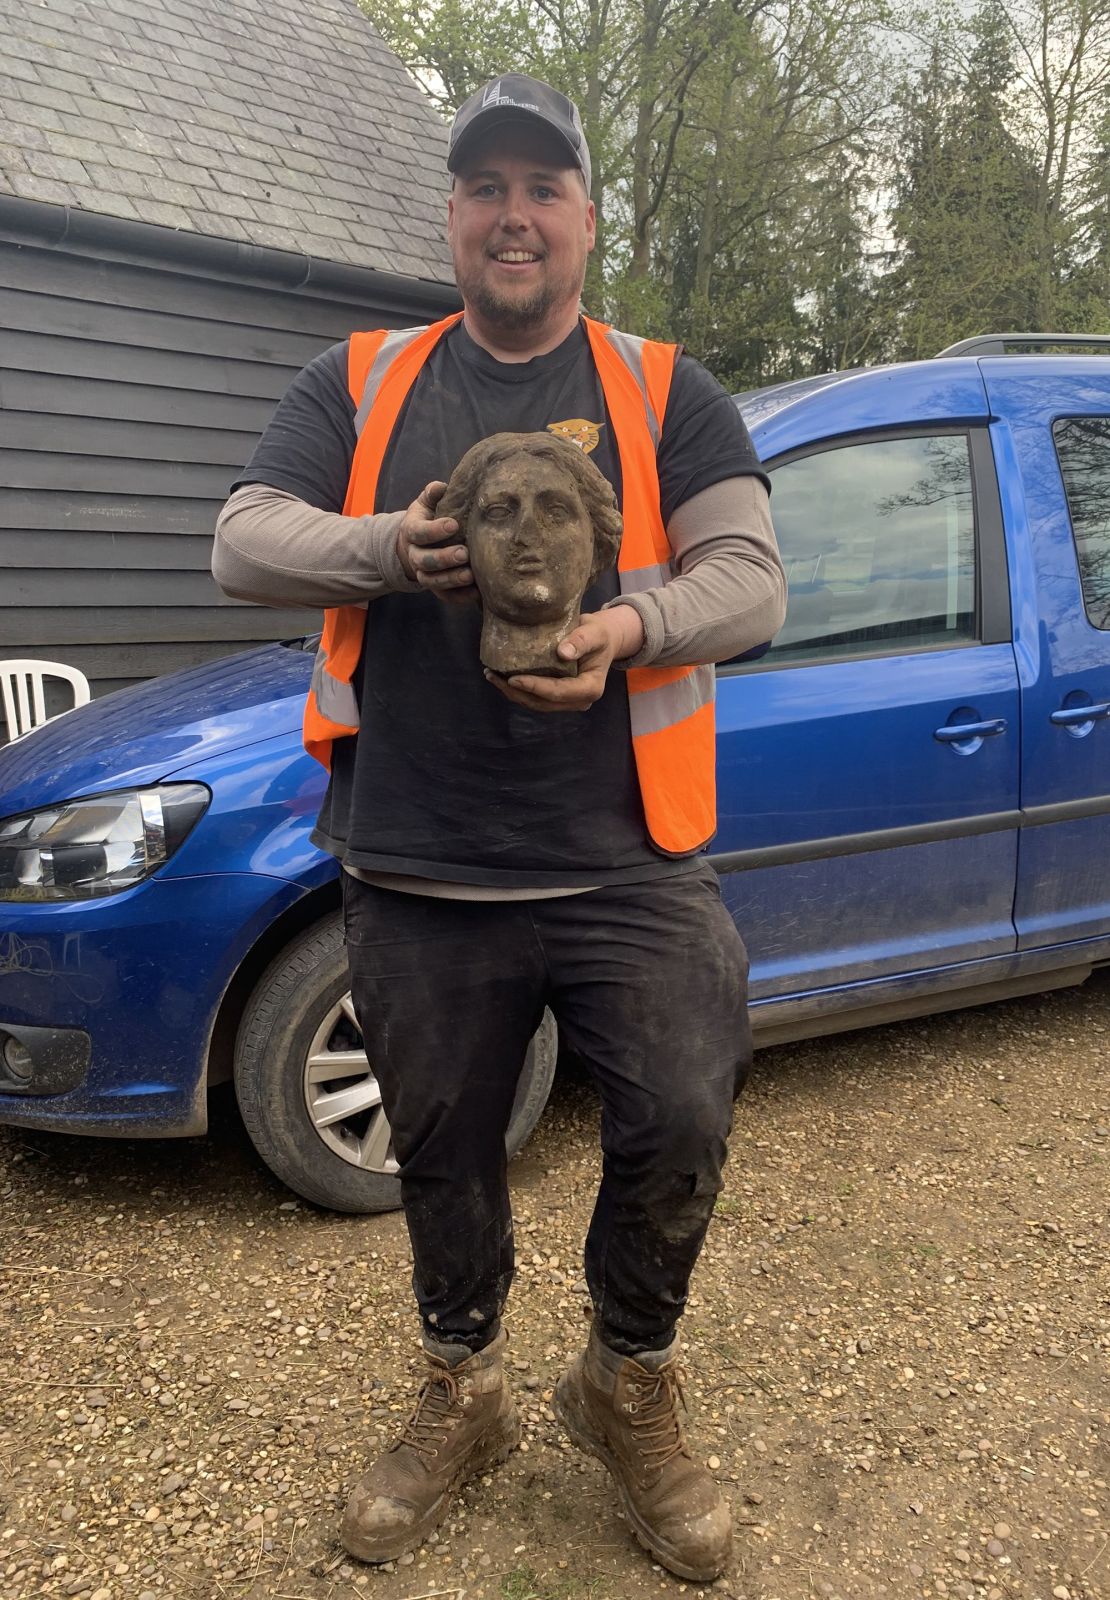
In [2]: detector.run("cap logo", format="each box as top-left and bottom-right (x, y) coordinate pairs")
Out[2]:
(481, 78), (542, 113)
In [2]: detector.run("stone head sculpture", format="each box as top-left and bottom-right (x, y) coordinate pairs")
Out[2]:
(438, 432), (623, 677)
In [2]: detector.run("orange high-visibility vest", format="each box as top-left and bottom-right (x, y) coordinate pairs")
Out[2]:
(303, 312), (717, 856)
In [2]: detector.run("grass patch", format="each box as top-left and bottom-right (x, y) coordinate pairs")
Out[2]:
(501, 1570), (545, 1600)
(500, 1565), (609, 1599)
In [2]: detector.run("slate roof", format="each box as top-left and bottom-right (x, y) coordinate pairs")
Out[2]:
(0, 0), (456, 284)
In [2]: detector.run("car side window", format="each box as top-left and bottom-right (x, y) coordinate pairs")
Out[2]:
(1053, 416), (1110, 630)
(747, 432), (978, 664)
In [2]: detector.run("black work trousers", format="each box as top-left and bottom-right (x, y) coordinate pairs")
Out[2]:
(342, 862), (751, 1355)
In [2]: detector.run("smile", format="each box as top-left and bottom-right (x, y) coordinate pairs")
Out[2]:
(491, 250), (542, 263)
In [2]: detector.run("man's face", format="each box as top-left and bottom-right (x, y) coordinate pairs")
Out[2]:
(467, 452), (594, 625)
(447, 125), (596, 336)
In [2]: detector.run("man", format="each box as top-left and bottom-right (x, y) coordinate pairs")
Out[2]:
(213, 73), (786, 1583)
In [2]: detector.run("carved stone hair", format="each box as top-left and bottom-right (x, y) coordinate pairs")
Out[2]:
(438, 431), (623, 585)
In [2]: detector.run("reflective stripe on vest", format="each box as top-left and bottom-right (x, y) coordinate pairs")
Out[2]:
(582, 319), (717, 854)
(303, 312), (717, 855)
(309, 634), (360, 728)
(303, 315), (464, 768)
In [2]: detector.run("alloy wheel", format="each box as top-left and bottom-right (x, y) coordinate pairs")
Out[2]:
(302, 992), (397, 1173)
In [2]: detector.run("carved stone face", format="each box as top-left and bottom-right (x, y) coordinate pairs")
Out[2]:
(467, 453), (594, 626)
(439, 432), (622, 677)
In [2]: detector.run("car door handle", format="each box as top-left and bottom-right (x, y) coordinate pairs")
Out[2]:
(1050, 702), (1110, 726)
(934, 718), (1008, 743)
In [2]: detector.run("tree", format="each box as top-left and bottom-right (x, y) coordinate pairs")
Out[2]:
(360, 0), (1110, 385)
(1067, 104), (1110, 324)
(998, 0), (1110, 327)
(885, 5), (1043, 357)
(650, 0), (892, 384)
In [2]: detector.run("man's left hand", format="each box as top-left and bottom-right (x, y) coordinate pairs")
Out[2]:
(484, 607), (645, 713)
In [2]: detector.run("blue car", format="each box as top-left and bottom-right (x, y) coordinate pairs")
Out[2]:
(3, 339), (1109, 1211)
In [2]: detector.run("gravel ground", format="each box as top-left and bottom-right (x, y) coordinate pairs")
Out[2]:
(0, 972), (1106, 1600)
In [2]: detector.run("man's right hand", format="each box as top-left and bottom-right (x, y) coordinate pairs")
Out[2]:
(397, 481), (477, 604)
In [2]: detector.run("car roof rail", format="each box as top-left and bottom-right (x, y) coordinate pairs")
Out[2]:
(936, 332), (1110, 357)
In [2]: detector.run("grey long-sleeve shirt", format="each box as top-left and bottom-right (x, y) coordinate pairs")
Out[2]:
(213, 475), (785, 898)
(212, 475), (786, 670)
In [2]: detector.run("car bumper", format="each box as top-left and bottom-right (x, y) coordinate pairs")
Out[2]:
(0, 871), (306, 1136)
(0, 1021), (90, 1094)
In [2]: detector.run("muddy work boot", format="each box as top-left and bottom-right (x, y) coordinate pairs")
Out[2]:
(341, 1327), (519, 1564)
(555, 1326), (731, 1582)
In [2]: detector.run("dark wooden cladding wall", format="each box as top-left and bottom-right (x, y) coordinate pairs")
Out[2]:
(0, 236), (450, 714)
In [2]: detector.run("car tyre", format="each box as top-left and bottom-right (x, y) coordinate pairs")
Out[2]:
(233, 912), (557, 1214)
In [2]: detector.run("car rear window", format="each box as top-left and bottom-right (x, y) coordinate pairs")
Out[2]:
(1053, 417), (1110, 630)
(757, 432), (977, 663)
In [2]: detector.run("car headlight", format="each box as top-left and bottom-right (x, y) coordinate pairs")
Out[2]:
(0, 784), (210, 901)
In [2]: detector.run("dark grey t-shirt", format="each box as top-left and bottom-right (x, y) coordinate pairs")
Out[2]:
(236, 320), (766, 887)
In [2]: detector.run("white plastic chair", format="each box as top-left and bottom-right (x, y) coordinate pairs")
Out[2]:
(0, 659), (91, 743)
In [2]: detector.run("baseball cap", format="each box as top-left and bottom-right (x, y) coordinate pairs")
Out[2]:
(448, 74), (592, 193)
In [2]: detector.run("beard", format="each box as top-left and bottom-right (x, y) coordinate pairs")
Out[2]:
(454, 252), (584, 332)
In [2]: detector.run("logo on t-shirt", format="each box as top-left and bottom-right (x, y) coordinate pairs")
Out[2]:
(547, 418), (603, 454)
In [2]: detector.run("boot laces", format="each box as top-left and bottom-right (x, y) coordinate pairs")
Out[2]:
(627, 1362), (690, 1471)
(397, 1367), (464, 1458)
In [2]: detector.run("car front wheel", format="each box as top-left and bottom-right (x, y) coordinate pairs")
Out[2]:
(233, 912), (557, 1214)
